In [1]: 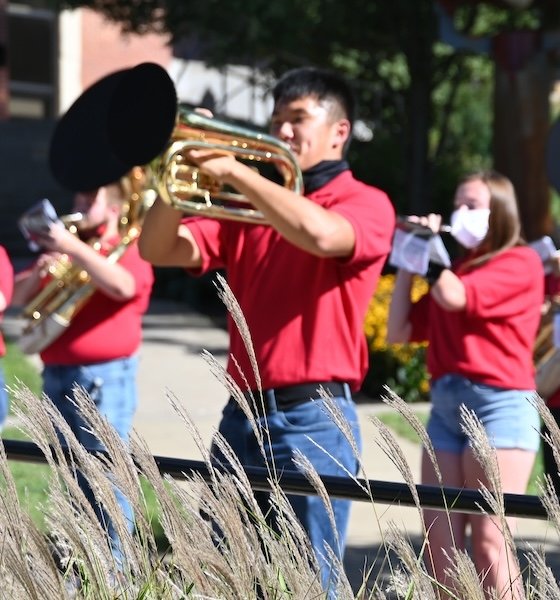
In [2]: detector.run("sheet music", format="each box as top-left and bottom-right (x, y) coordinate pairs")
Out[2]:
(18, 199), (62, 251)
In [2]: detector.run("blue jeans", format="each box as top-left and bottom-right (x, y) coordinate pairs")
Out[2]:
(212, 385), (362, 591)
(0, 361), (8, 430)
(43, 355), (139, 566)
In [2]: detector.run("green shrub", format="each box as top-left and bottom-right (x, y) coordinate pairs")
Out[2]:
(4, 340), (42, 398)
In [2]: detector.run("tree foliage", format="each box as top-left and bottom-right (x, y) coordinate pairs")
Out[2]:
(45, 0), (558, 214)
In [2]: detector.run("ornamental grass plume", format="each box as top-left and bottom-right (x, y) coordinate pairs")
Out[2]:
(523, 545), (560, 600)
(2, 380), (560, 599)
(3, 381), (338, 599)
(4, 276), (560, 599)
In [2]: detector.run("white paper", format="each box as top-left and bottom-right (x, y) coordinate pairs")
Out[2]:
(18, 199), (62, 251)
(529, 236), (557, 274)
(389, 228), (431, 274)
(429, 234), (451, 268)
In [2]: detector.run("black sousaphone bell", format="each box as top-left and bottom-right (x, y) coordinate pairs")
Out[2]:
(49, 62), (177, 192)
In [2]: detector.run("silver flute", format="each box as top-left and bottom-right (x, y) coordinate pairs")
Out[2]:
(397, 216), (452, 234)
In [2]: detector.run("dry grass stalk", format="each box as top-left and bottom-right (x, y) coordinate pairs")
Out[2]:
(384, 521), (438, 600)
(381, 387), (442, 485)
(380, 388), (471, 585)
(523, 545), (560, 599)
(0, 437), (62, 599)
(200, 349), (272, 474)
(213, 272), (261, 393)
(368, 415), (422, 520)
(537, 475), (560, 538)
(317, 390), (363, 476)
(291, 450), (341, 558)
(459, 406), (514, 528)
(443, 548), (485, 600)
(459, 404), (525, 600)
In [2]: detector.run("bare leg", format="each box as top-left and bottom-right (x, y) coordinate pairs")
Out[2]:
(463, 447), (536, 600)
(421, 449), (467, 599)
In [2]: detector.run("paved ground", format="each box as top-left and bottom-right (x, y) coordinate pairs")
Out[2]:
(6, 297), (560, 593)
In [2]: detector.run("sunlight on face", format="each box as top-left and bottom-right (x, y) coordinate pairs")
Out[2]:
(270, 96), (345, 171)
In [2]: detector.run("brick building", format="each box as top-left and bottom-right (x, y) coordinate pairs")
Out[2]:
(1, 3), (271, 267)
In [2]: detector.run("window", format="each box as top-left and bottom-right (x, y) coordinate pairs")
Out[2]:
(8, 3), (56, 118)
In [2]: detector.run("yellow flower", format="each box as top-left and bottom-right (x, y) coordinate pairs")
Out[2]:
(362, 274), (430, 402)
(364, 274), (428, 355)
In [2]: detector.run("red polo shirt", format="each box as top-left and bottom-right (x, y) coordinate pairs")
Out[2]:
(410, 247), (544, 389)
(0, 246), (14, 357)
(187, 170), (395, 391)
(40, 241), (153, 365)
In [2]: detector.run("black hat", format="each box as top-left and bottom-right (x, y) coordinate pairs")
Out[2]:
(49, 62), (177, 192)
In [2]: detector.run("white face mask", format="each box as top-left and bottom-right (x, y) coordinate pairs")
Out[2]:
(450, 208), (490, 249)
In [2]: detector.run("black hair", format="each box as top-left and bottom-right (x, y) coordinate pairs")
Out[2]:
(272, 67), (356, 128)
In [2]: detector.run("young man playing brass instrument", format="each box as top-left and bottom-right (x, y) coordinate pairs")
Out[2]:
(139, 66), (395, 590)
(12, 179), (154, 567)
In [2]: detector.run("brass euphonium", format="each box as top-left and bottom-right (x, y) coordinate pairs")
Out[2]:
(47, 62), (302, 224)
(148, 108), (303, 223)
(18, 168), (152, 354)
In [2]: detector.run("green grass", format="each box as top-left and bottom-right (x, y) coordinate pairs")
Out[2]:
(376, 409), (544, 495)
(1, 341), (167, 547)
(1, 341), (52, 527)
(3, 425), (52, 526)
(4, 340), (42, 399)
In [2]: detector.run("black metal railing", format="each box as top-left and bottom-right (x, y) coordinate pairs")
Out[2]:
(2, 438), (548, 520)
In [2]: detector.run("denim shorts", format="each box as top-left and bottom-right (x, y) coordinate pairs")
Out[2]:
(428, 374), (540, 453)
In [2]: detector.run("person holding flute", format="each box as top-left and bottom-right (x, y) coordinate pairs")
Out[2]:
(387, 170), (543, 599)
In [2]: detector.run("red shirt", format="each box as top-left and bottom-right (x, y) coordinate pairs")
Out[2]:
(40, 241), (153, 365)
(410, 246), (544, 389)
(0, 246), (14, 357)
(187, 170), (395, 391)
(543, 273), (560, 407)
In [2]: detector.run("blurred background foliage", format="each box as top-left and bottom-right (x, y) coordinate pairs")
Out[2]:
(49, 0), (524, 215)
